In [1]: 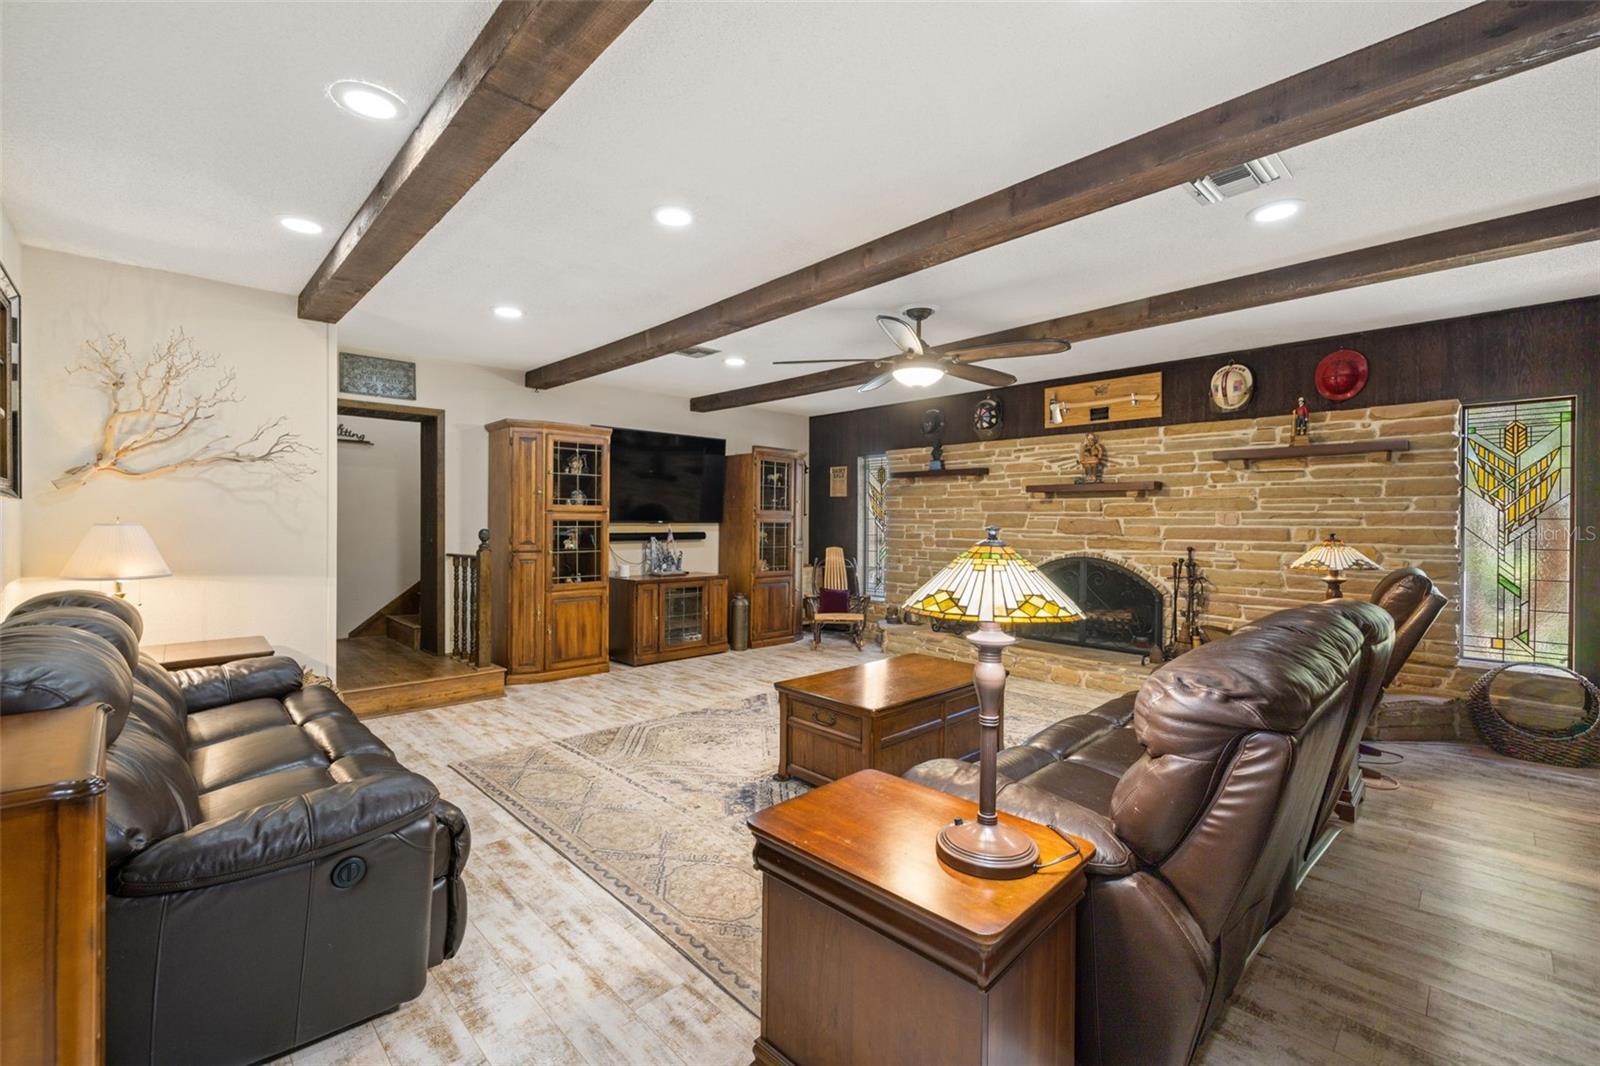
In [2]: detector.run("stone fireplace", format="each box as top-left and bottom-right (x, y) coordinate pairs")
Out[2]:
(882, 399), (1469, 696)
(935, 554), (1166, 658)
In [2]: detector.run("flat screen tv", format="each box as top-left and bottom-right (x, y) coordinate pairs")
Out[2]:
(605, 427), (726, 524)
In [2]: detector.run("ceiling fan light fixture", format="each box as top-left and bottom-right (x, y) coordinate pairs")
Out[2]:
(892, 364), (945, 388)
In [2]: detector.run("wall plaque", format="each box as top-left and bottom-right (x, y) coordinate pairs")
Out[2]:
(829, 465), (848, 497)
(339, 352), (416, 400)
(1043, 371), (1163, 429)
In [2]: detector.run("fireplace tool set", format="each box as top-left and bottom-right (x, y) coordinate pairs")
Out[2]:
(1164, 547), (1207, 660)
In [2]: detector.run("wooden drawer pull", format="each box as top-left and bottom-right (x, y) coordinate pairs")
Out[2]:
(812, 709), (837, 727)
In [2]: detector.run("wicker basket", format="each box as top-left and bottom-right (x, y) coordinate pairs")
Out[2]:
(1467, 664), (1600, 768)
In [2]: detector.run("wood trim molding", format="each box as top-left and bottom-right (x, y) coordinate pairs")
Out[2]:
(533, 3), (1600, 389)
(298, 0), (649, 323)
(690, 196), (1600, 411)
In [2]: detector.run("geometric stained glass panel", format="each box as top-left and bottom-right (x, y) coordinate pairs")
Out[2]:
(1460, 397), (1575, 667)
(858, 454), (890, 602)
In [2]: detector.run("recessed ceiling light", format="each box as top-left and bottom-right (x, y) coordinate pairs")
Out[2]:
(1248, 199), (1305, 225)
(278, 216), (324, 235)
(653, 205), (693, 228)
(329, 80), (406, 121)
(723, 355), (746, 367)
(493, 305), (524, 320)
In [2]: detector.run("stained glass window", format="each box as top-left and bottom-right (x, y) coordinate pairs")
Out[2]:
(858, 455), (890, 602)
(1461, 398), (1575, 667)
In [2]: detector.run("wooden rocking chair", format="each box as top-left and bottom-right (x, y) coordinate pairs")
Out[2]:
(803, 547), (866, 650)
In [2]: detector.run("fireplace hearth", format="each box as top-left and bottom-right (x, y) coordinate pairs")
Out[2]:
(934, 554), (1165, 658)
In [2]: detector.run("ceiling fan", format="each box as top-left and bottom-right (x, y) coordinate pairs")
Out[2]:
(772, 307), (1071, 393)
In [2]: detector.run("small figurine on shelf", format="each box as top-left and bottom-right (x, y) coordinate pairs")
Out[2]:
(565, 451), (587, 476)
(1292, 396), (1311, 444)
(567, 487), (587, 505)
(1075, 433), (1107, 484)
(562, 528), (579, 552)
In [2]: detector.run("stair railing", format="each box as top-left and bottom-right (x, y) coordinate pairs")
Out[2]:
(446, 529), (492, 667)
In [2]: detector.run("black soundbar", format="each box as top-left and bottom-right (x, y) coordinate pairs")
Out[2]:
(610, 530), (709, 543)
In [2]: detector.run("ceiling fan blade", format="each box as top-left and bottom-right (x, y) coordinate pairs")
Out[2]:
(945, 338), (1071, 361)
(857, 371), (895, 393)
(876, 315), (924, 356)
(772, 358), (879, 365)
(943, 363), (1017, 387)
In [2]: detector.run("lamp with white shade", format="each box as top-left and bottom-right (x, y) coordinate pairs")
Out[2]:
(901, 527), (1083, 878)
(61, 521), (172, 598)
(1289, 532), (1381, 600)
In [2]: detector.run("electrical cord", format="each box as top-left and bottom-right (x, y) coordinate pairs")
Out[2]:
(1033, 823), (1086, 871)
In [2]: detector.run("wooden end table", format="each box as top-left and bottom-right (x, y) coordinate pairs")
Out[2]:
(774, 654), (982, 785)
(146, 636), (273, 670)
(748, 769), (1092, 1066)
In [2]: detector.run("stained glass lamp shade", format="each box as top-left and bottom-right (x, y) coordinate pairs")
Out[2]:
(902, 529), (1084, 626)
(902, 528), (1083, 879)
(1290, 532), (1380, 600)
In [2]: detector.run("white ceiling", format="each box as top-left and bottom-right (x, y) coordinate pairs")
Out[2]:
(1, 1), (495, 292)
(5, 1), (1597, 417)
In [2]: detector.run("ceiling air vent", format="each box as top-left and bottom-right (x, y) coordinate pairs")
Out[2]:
(676, 346), (721, 359)
(1186, 153), (1291, 204)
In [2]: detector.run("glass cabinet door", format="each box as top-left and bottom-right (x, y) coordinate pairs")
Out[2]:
(759, 456), (791, 513)
(758, 520), (792, 574)
(662, 585), (705, 647)
(550, 438), (605, 509)
(550, 519), (604, 586)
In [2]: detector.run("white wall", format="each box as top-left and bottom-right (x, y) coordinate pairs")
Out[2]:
(3, 247), (336, 669)
(337, 355), (811, 575)
(336, 414), (419, 637)
(1, 210), (24, 591)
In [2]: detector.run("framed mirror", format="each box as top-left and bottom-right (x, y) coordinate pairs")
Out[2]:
(0, 260), (18, 498)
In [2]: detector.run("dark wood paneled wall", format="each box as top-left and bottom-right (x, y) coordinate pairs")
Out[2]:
(808, 297), (1598, 680)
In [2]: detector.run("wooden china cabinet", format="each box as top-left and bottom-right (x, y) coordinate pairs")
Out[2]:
(487, 420), (611, 684)
(721, 446), (802, 648)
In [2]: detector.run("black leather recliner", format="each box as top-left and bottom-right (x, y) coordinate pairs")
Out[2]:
(0, 591), (470, 1065)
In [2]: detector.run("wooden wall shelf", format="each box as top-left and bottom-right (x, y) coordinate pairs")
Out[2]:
(1026, 480), (1164, 498)
(894, 467), (990, 480)
(1212, 438), (1412, 467)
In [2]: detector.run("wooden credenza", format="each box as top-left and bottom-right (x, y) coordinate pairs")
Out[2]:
(1, 703), (110, 1065)
(608, 573), (729, 665)
(487, 420), (612, 684)
(748, 770), (1091, 1066)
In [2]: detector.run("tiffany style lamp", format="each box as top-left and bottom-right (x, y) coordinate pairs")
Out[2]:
(901, 527), (1083, 878)
(1290, 532), (1381, 600)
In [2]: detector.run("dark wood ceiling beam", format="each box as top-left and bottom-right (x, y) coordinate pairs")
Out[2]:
(688, 196), (1600, 411)
(298, 0), (649, 323)
(529, 1), (1600, 389)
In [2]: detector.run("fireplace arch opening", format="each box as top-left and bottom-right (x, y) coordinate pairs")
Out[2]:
(935, 553), (1165, 657)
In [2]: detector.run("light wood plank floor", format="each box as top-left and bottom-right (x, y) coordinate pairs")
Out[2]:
(286, 640), (1600, 1066)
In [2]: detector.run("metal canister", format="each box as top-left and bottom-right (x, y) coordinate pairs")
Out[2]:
(729, 593), (750, 651)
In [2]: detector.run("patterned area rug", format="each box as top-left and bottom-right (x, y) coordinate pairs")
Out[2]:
(453, 690), (1067, 1015)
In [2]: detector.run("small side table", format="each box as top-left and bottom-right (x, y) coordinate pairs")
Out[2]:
(147, 636), (273, 670)
(747, 769), (1092, 1066)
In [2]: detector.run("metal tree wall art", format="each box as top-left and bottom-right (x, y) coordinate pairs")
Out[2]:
(54, 330), (316, 488)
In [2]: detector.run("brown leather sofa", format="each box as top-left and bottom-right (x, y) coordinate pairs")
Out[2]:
(0, 591), (469, 1066)
(906, 599), (1395, 1066)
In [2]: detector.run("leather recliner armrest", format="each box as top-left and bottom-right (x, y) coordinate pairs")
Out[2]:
(175, 655), (304, 712)
(113, 772), (440, 895)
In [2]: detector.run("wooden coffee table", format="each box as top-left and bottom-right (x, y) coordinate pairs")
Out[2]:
(774, 653), (981, 786)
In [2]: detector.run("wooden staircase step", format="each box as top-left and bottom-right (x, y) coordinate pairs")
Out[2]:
(385, 613), (422, 649)
(336, 636), (505, 717)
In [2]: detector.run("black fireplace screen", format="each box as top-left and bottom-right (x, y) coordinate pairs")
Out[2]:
(936, 555), (1164, 656)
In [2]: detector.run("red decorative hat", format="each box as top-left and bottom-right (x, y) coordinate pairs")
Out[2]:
(1315, 348), (1368, 402)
